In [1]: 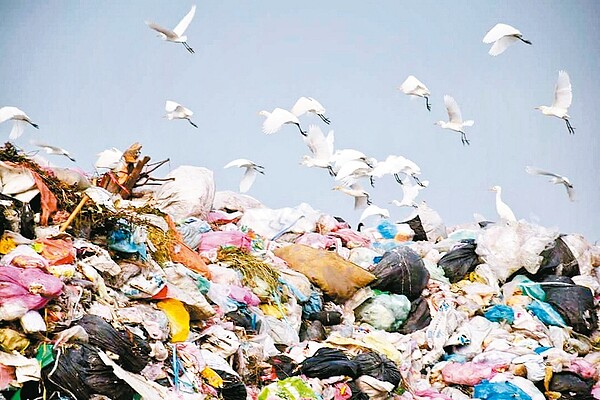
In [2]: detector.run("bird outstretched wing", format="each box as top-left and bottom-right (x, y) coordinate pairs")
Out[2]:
(553, 70), (572, 110)
(173, 5), (196, 37)
(482, 23), (521, 43)
(359, 204), (389, 222)
(262, 108), (296, 134)
(525, 166), (561, 179)
(224, 158), (253, 169)
(165, 100), (181, 112)
(444, 95), (463, 123)
(8, 121), (25, 140)
(488, 35), (519, 56)
(304, 125), (334, 160)
(291, 97), (325, 117)
(399, 75), (428, 94)
(239, 167), (258, 193)
(0, 106), (22, 124)
(146, 22), (176, 39)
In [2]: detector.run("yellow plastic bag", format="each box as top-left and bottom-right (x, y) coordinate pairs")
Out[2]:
(201, 367), (223, 388)
(260, 303), (286, 319)
(0, 328), (30, 352)
(274, 244), (376, 301)
(156, 298), (190, 342)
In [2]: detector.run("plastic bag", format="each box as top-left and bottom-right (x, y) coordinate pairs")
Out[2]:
(354, 351), (401, 388)
(370, 246), (430, 300)
(542, 275), (598, 335)
(537, 235), (579, 277)
(258, 377), (319, 400)
(273, 244), (376, 302)
(398, 296), (431, 334)
(438, 239), (480, 283)
(355, 292), (411, 332)
(484, 305), (514, 324)
(156, 298), (190, 342)
(299, 347), (359, 379)
(176, 217), (212, 250)
(442, 362), (496, 386)
(154, 165), (215, 221)
(526, 299), (566, 327)
(402, 201), (447, 242)
(197, 230), (252, 253)
(549, 371), (594, 396)
(474, 380), (532, 400)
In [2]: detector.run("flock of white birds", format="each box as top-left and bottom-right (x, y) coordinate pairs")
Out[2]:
(0, 11), (578, 227)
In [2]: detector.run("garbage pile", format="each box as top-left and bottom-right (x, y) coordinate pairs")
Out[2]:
(1, 142), (599, 400)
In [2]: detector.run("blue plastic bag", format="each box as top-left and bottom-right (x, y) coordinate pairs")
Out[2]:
(512, 275), (546, 301)
(377, 220), (398, 239)
(474, 380), (532, 400)
(526, 299), (566, 327)
(484, 304), (514, 324)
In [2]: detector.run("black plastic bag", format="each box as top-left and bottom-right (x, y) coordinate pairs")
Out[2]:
(42, 342), (136, 400)
(300, 320), (327, 342)
(347, 380), (370, 400)
(75, 314), (151, 373)
(308, 310), (342, 326)
(266, 354), (297, 380)
(549, 371), (594, 397)
(299, 347), (359, 379)
(398, 297), (431, 334)
(537, 235), (579, 278)
(541, 275), (598, 335)
(354, 352), (401, 388)
(370, 246), (429, 300)
(214, 370), (247, 400)
(438, 239), (480, 283)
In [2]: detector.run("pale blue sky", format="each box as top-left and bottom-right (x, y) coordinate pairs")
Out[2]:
(1, 1), (599, 240)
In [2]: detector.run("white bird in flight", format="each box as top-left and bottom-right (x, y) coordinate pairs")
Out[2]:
(335, 159), (375, 187)
(332, 183), (371, 210)
(359, 204), (390, 223)
(399, 75), (431, 111)
(146, 5), (196, 53)
(525, 166), (575, 201)
(224, 158), (264, 193)
(30, 140), (76, 162)
(165, 100), (198, 128)
(490, 185), (517, 222)
(390, 179), (429, 208)
(259, 107), (305, 136)
(370, 154), (425, 187)
(435, 95), (474, 145)
(482, 23), (532, 56)
(301, 125), (335, 175)
(535, 70), (575, 135)
(0, 106), (39, 140)
(291, 96), (331, 124)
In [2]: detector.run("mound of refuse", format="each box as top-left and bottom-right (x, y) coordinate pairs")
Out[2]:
(0, 142), (599, 400)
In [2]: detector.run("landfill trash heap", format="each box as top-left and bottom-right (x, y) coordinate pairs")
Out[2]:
(0, 142), (599, 400)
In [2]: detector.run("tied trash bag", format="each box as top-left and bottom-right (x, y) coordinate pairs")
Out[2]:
(369, 246), (430, 300)
(299, 347), (360, 379)
(541, 275), (598, 335)
(355, 292), (411, 332)
(354, 351), (401, 388)
(438, 239), (480, 283)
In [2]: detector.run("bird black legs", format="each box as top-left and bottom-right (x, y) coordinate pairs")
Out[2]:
(182, 42), (195, 53)
(29, 122), (39, 129)
(366, 194), (372, 206)
(460, 131), (470, 146)
(318, 113), (331, 125)
(393, 173), (403, 185)
(369, 176), (375, 187)
(295, 123), (307, 136)
(327, 165), (336, 177)
(424, 96), (431, 112)
(519, 37), (532, 45)
(187, 119), (198, 128)
(564, 118), (575, 135)
(413, 175), (426, 187)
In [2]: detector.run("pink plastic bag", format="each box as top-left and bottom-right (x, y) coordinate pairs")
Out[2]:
(0, 265), (63, 320)
(294, 232), (338, 249)
(196, 231), (252, 253)
(228, 285), (260, 306)
(441, 361), (498, 386)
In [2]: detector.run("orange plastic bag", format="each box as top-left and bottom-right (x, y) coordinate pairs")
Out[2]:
(36, 238), (76, 266)
(164, 215), (211, 279)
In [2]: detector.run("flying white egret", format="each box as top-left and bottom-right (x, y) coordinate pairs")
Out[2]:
(359, 204), (390, 223)
(525, 166), (575, 201)
(390, 179), (429, 208)
(332, 183), (371, 210)
(335, 159), (375, 187)
(0, 106), (39, 140)
(95, 148), (124, 171)
(259, 108), (305, 136)
(490, 185), (517, 222)
(399, 75), (431, 111)
(224, 158), (264, 193)
(146, 5), (196, 53)
(370, 154), (425, 186)
(30, 140), (76, 162)
(330, 149), (375, 172)
(535, 70), (575, 135)
(435, 95), (474, 145)
(482, 23), (532, 56)
(165, 100), (198, 128)
(291, 96), (331, 124)
(301, 125), (335, 175)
